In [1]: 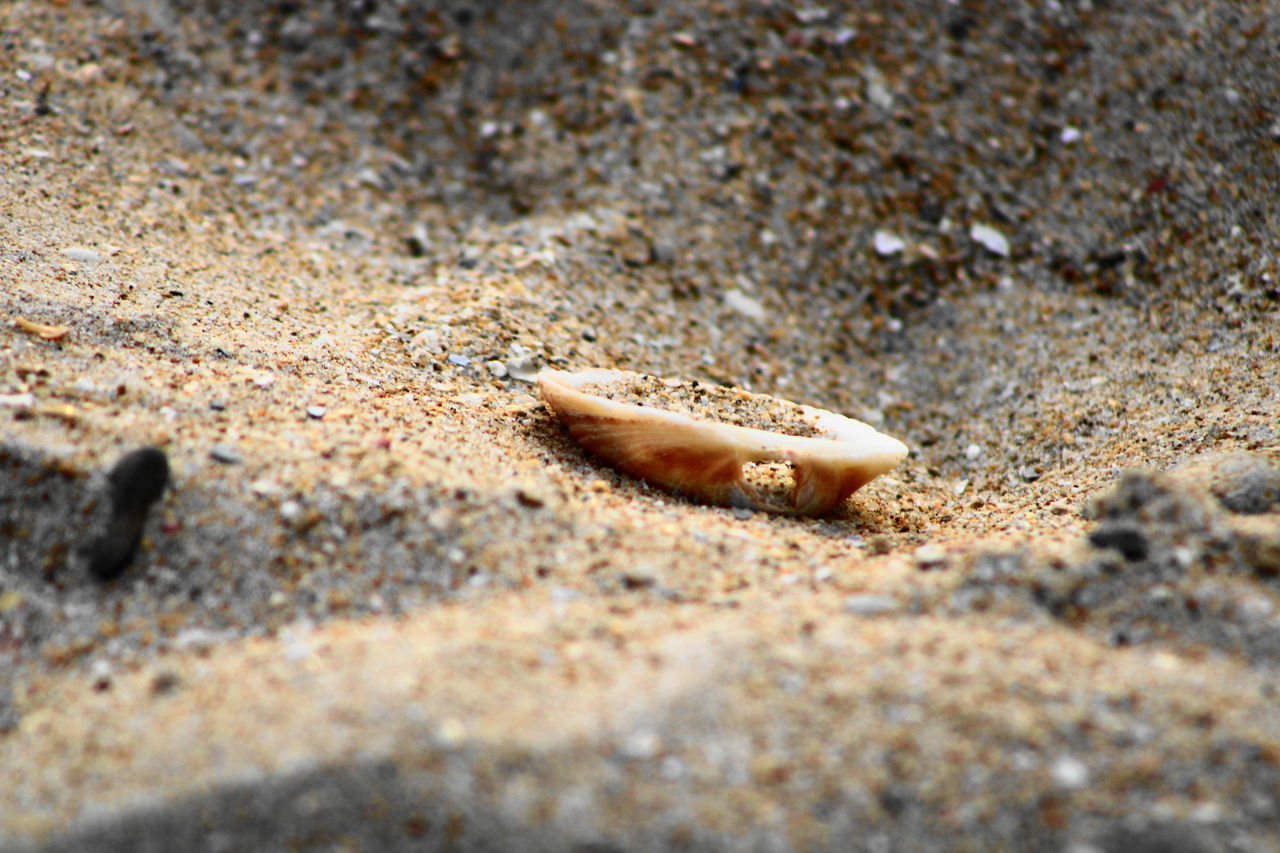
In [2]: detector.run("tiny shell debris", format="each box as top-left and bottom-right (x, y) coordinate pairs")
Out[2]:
(538, 368), (908, 517)
(13, 316), (70, 341)
(970, 223), (1010, 257)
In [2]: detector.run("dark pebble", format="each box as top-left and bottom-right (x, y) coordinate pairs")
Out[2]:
(86, 447), (170, 581)
(1088, 523), (1149, 561)
(151, 671), (181, 695)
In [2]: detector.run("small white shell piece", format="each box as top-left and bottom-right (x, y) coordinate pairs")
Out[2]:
(539, 368), (909, 516)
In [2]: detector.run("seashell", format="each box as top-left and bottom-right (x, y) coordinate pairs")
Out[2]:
(538, 369), (909, 517)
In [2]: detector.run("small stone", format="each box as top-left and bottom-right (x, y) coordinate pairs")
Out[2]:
(209, 444), (241, 464)
(964, 443), (983, 461)
(619, 728), (661, 759)
(1059, 126), (1081, 144)
(1089, 523), (1149, 561)
(306, 405), (326, 420)
(0, 393), (36, 409)
(1215, 456), (1280, 514)
(404, 223), (431, 257)
(1236, 595), (1275, 623)
(253, 374), (275, 388)
(151, 671), (181, 695)
(1050, 754), (1089, 789)
(914, 543), (948, 570)
(970, 223), (1010, 257)
(873, 230), (907, 256)
(447, 353), (472, 367)
(867, 534), (894, 555)
(62, 247), (101, 263)
(85, 447), (169, 581)
(249, 479), (281, 497)
(723, 288), (766, 320)
(649, 239), (677, 265)
(506, 355), (539, 383)
(621, 568), (657, 589)
(863, 66), (894, 109)
(486, 360), (508, 378)
(437, 719), (467, 746)
(515, 489), (545, 508)
(843, 594), (899, 615)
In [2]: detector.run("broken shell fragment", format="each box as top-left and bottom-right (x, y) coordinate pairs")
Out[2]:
(538, 369), (909, 516)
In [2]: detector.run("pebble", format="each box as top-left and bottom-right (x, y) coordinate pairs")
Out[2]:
(970, 223), (1010, 257)
(0, 392), (36, 409)
(618, 728), (661, 760)
(1088, 523), (1149, 562)
(253, 374), (275, 388)
(486, 360), (508, 378)
(305, 405), (326, 420)
(1236, 596), (1274, 623)
(505, 355), (539, 383)
(85, 447), (170, 581)
(842, 594), (899, 616)
(249, 479), (281, 497)
(914, 544), (949, 571)
(723, 288), (766, 320)
(61, 247), (101, 263)
(1050, 754), (1090, 789)
(620, 568), (657, 589)
(209, 444), (241, 464)
(649, 238), (676, 265)
(447, 353), (471, 367)
(1215, 456), (1280, 515)
(873, 230), (906, 256)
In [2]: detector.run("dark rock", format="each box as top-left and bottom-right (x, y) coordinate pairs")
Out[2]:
(86, 447), (170, 581)
(1089, 523), (1150, 561)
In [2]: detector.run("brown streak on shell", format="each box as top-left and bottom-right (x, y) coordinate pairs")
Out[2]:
(539, 369), (909, 517)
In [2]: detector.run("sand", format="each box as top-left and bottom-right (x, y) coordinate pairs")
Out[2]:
(2, 0), (1279, 850)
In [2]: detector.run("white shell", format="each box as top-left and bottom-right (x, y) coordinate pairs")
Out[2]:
(539, 369), (908, 516)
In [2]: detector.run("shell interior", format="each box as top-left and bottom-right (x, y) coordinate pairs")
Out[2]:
(538, 369), (909, 516)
